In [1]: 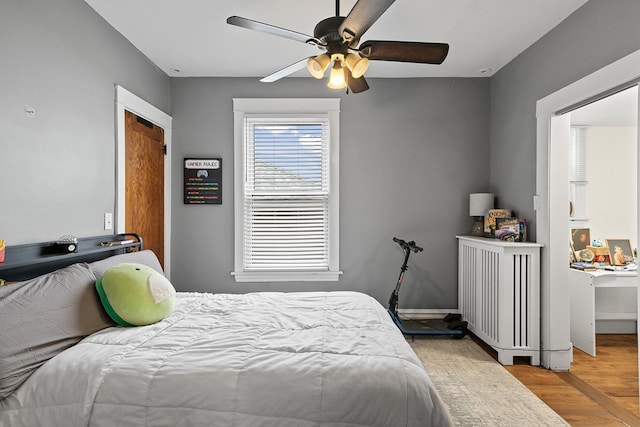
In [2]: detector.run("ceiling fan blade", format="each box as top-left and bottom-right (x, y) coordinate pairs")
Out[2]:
(339, 0), (396, 43)
(260, 58), (310, 82)
(227, 16), (319, 45)
(347, 70), (369, 94)
(359, 41), (449, 64)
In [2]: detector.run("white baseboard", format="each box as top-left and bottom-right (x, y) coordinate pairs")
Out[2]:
(596, 319), (637, 334)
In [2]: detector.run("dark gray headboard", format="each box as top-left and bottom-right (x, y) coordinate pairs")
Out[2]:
(0, 234), (143, 282)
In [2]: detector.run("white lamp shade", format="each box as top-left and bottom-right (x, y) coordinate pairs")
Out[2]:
(469, 193), (494, 216)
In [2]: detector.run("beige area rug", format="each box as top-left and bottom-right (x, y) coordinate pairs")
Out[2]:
(409, 336), (569, 426)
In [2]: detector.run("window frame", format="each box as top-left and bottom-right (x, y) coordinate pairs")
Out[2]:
(232, 98), (341, 282)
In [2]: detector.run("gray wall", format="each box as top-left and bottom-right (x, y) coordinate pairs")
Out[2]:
(489, 0), (640, 238)
(1, 0), (489, 310)
(0, 0), (170, 244)
(10, 0), (636, 311)
(170, 77), (490, 307)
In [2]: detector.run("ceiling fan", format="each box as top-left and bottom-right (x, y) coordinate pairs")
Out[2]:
(227, 0), (449, 93)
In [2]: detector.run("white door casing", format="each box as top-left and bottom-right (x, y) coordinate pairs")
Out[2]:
(536, 49), (640, 370)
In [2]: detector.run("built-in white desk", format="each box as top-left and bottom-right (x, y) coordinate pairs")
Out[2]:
(569, 268), (638, 357)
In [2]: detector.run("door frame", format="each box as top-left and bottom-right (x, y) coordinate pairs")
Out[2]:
(536, 49), (640, 370)
(115, 85), (173, 278)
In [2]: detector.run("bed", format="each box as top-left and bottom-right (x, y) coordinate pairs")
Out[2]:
(0, 247), (453, 426)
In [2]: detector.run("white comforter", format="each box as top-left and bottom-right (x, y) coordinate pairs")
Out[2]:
(1, 291), (452, 427)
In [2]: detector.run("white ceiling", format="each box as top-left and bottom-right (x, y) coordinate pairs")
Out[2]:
(571, 86), (638, 127)
(84, 0), (589, 79)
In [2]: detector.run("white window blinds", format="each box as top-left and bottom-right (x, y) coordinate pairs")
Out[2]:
(570, 127), (587, 220)
(243, 116), (330, 271)
(569, 127), (586, 182)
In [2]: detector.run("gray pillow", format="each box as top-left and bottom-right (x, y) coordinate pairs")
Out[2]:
(89, 250), (164, 279)
(0, 262), (115, 400)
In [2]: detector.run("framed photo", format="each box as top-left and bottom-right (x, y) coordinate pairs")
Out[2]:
(183, 158), (222, 205)
(569, 228), (593, 262)
(571, 228), (590, 251)
(605, 239), (634, 266)
(569, 242), (577, 263)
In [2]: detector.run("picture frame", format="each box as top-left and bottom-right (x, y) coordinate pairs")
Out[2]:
(570, 228), (590, 260)
(183, 158), (222, 205)
(495, 217), (519, 241)
(571, 228), (590, 251)
(483, 209), (512, 237)
(605, 239), (634, 266)
(569, 242), (577, 263)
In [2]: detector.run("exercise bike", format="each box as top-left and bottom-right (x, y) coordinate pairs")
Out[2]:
(387, 237), (467, 338)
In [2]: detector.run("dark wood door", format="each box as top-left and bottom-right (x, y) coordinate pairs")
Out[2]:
(124, 110), (165, 267)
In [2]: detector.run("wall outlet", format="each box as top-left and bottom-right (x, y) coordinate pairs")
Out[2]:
(104, 212), (113, 230)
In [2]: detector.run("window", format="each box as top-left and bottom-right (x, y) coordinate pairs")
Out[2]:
(232, 98), (341, 282)
(569, 127), (587, 221)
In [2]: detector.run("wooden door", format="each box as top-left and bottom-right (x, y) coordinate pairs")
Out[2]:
(125, 110), (165, 267)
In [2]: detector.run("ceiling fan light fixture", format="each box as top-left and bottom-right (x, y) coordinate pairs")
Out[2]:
(327, 62), (347, 89)
(228, 0), (449, 94)
(345, 53), (369, 78)
(307, 53), (331, 79)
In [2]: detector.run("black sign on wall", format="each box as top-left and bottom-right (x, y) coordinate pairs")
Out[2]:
(184, 158), (222, 204)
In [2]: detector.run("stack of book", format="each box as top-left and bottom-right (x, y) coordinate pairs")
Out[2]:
(571, 261), (597, 271)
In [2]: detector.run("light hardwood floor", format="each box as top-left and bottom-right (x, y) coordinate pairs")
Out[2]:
(501, 334), (639, 426)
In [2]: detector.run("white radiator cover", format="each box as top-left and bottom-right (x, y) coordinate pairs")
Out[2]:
(457, 236), (542, 365)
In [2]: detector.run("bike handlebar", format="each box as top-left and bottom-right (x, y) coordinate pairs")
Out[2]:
(393, 237), (423, 253)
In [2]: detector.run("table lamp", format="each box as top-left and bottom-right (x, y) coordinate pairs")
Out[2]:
(469, 193), (494, 236)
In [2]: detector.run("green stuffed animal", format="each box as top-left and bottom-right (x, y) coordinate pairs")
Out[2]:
(96, 263), (176, 327)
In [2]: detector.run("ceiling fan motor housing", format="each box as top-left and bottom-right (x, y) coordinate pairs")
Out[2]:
(313, 16), (348, 52)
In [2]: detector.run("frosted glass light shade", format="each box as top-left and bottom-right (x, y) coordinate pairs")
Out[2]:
(307, 54), (331, 79)
(469, 193), (494, 216)
(345, 53), (369, 78)
(327, 63), (347, 89)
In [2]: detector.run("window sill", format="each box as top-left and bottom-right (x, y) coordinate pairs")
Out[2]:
(232, 270), (342, 282)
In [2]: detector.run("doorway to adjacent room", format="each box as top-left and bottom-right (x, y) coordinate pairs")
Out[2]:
(536, 49), (640, 374)
(115, 85), (173, 277)
(124, 110), (166, 268)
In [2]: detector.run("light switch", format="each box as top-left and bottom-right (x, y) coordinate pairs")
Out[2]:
(533, 195), (540, 210)
(104, 213), (113, 230)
